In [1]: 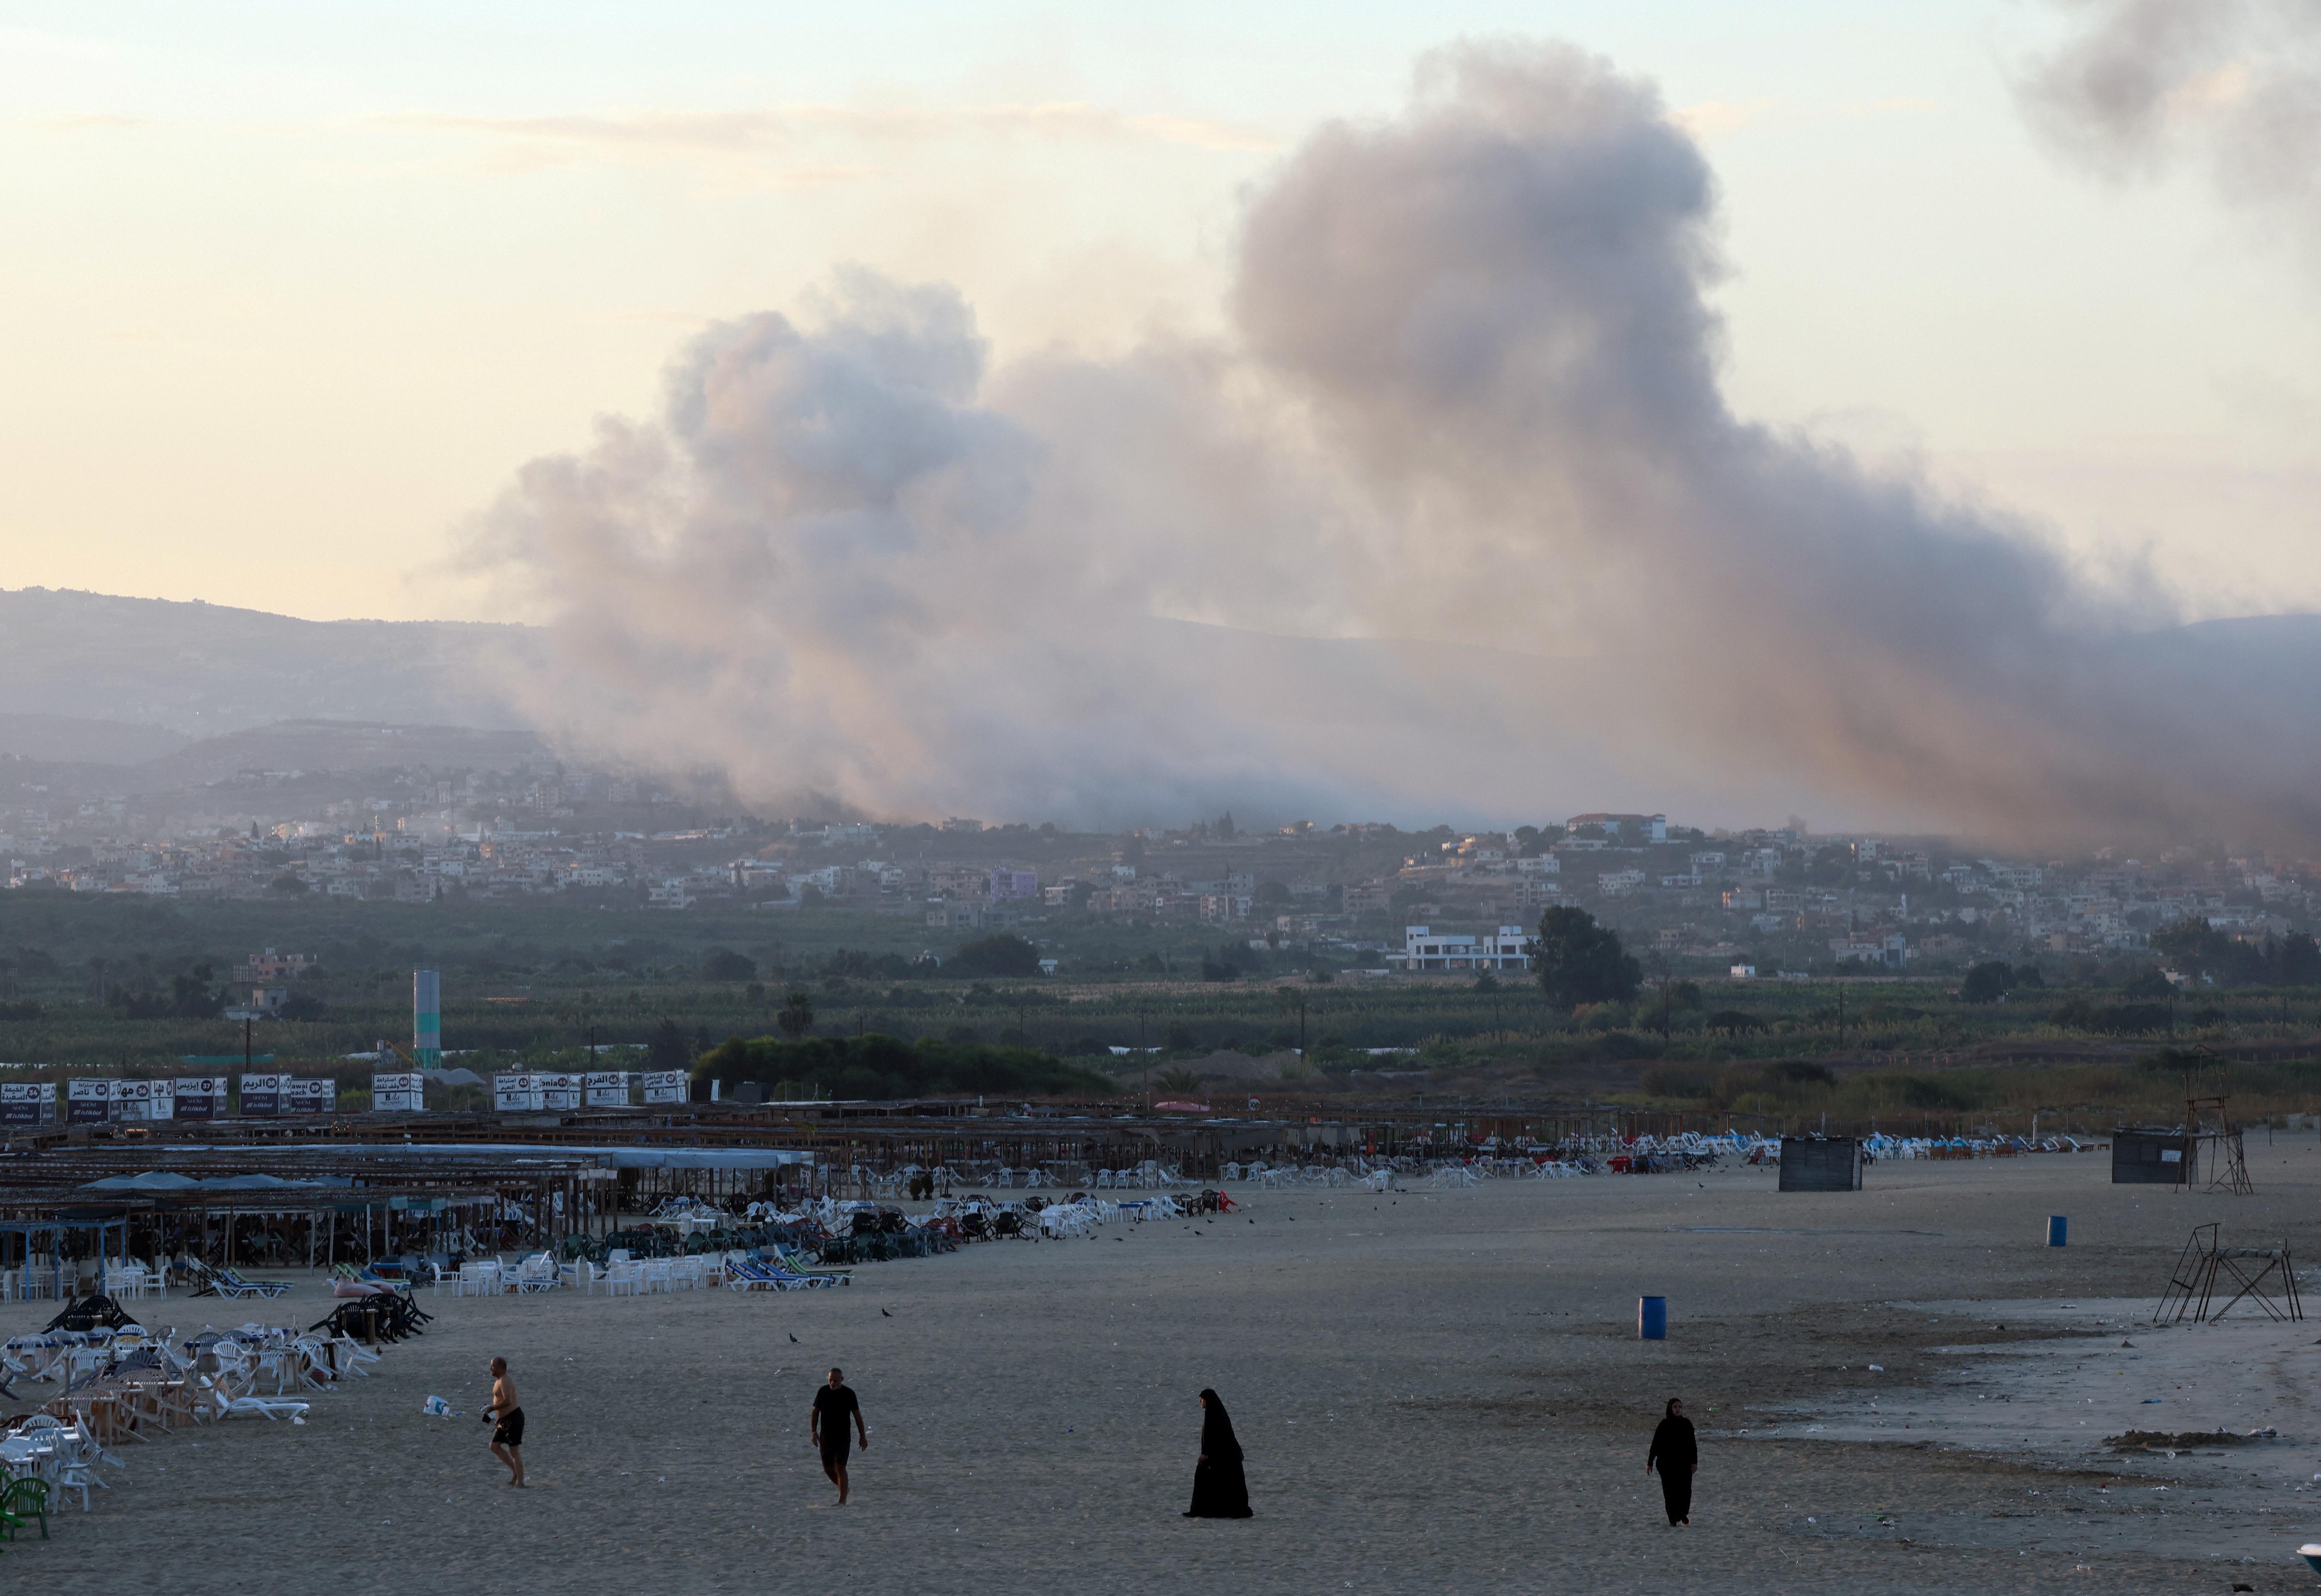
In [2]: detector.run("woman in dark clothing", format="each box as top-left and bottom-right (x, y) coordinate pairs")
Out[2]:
(1184, 1389), (1254, 1518)
(1646, 1397), (1697, 1525)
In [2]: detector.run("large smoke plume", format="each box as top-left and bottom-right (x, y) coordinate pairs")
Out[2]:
(473, 41), (2321, 848)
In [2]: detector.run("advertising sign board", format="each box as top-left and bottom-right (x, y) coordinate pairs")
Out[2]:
(240, 1073), (288, 1117)
(0, 1082), (51, 1125)
(371, 1072), (425, 1113)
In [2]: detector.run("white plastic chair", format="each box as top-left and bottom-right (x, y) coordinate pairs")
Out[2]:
(1, 1432), (70, 1510)
(327, 1334), (382, 1378)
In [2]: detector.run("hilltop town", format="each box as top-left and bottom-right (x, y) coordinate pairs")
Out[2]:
(3, 734), (2309, 986)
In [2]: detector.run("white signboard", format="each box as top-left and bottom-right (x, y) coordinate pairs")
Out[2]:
(640, 1069), (689, 1106)
(66, 1078), (115, 1124)
(174, 1077), (226, 1120)
(240, 1072), (288, 1117)
(371, 1072), (425, 1113)
(287, 1078), (335, 1115)
(0, 1081), (51, 1125)
(493, 1072), (543, 1113)
(114, 1078), (155, 1121)
(538, 1072), (581, 1111)
(584, 1071), (632, 1108)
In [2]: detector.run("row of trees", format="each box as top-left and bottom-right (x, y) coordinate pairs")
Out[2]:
(2150, 921), (2321, 987)
(696, 934), (1045, 986)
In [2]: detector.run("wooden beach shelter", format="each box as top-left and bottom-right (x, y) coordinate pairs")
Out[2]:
(0, 1211), (130, 1301)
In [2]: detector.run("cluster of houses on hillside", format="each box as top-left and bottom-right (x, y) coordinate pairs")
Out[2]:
(5, 787), (2313, 971)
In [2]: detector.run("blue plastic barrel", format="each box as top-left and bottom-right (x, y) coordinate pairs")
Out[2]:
(2047, 1215), (2068, 1247)
(1639, 1296), (1668, 1340)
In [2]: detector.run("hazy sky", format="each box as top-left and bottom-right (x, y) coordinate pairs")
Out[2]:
(2, 0), (2316, 626)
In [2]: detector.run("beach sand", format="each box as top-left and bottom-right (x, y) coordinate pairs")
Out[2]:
(7, 1135), (2321, 1593)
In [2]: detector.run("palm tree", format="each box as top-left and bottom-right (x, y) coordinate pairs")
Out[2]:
(777, 991), (815, 1041)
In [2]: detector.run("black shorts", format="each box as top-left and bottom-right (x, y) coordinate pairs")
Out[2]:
(492, 1408), (525, 1447)
(819, 1433), (851, 1465)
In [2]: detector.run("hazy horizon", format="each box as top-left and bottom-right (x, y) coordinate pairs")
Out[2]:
(5, 4), (2320, 846)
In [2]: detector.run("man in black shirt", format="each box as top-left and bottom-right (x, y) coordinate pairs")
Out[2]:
(810, 1367), (868, 1504)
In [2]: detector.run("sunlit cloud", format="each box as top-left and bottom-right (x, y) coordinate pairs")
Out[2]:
(385, 100), (1278, 173)
(1673, 95), (1937, 139)
(15, 113), (147, 131)
(1672, 97), (1782, 137)
(0, 27), (110, 60)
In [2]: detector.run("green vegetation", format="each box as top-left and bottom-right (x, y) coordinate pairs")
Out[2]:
(5, 892), (2321, 1133)
(693, 1034), (1112, 1101)
(1532, 907), (1642, 1012)
(1627, 1050), (2321, 1132)
(945, 934), (1042, 978)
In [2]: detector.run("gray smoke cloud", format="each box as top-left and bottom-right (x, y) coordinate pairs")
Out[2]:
(2019, 0), (2321, 213)
(473, 41), (2321, 848)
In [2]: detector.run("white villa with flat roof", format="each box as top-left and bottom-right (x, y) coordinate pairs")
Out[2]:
(1403, 925), (1531, 972)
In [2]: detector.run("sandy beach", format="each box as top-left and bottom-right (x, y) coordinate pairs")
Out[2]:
(7, 1140), (2321, 1593)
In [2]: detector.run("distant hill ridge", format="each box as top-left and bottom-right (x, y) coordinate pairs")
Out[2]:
(0, 587), (536, 739)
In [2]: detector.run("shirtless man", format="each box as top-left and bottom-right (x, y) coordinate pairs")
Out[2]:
(482, 1356), (526, 1487)
(810, 1367), (868, 1504)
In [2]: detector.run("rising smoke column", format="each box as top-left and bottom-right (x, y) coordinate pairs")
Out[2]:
(468, 269), (1409, 825)
(1220, 41), (2321, 847)
(473, 41), (2321, 846)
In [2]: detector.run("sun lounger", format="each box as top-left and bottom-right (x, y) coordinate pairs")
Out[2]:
(720, 1257), (794, 1292)
(192, 1264), (292, 1300)
(753, 1255), (842, 1289)
(769, 1247), (851, 1284)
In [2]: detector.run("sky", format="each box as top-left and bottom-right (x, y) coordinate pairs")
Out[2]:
(2, 0), (2316, 629)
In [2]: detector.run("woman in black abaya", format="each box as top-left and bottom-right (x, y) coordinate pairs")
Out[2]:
(1183, 1389), (1253, 1519)
(1645, 1397), (1697, 1526)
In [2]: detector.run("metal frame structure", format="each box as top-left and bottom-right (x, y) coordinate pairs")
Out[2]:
(2153, 1222), (2302, 1324)
(2183, 1067), (2254, 1195)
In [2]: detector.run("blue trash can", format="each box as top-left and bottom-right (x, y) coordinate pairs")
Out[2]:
(1639, 1296), (1667, 1340)
(2047, 1215), (2067, 1247)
